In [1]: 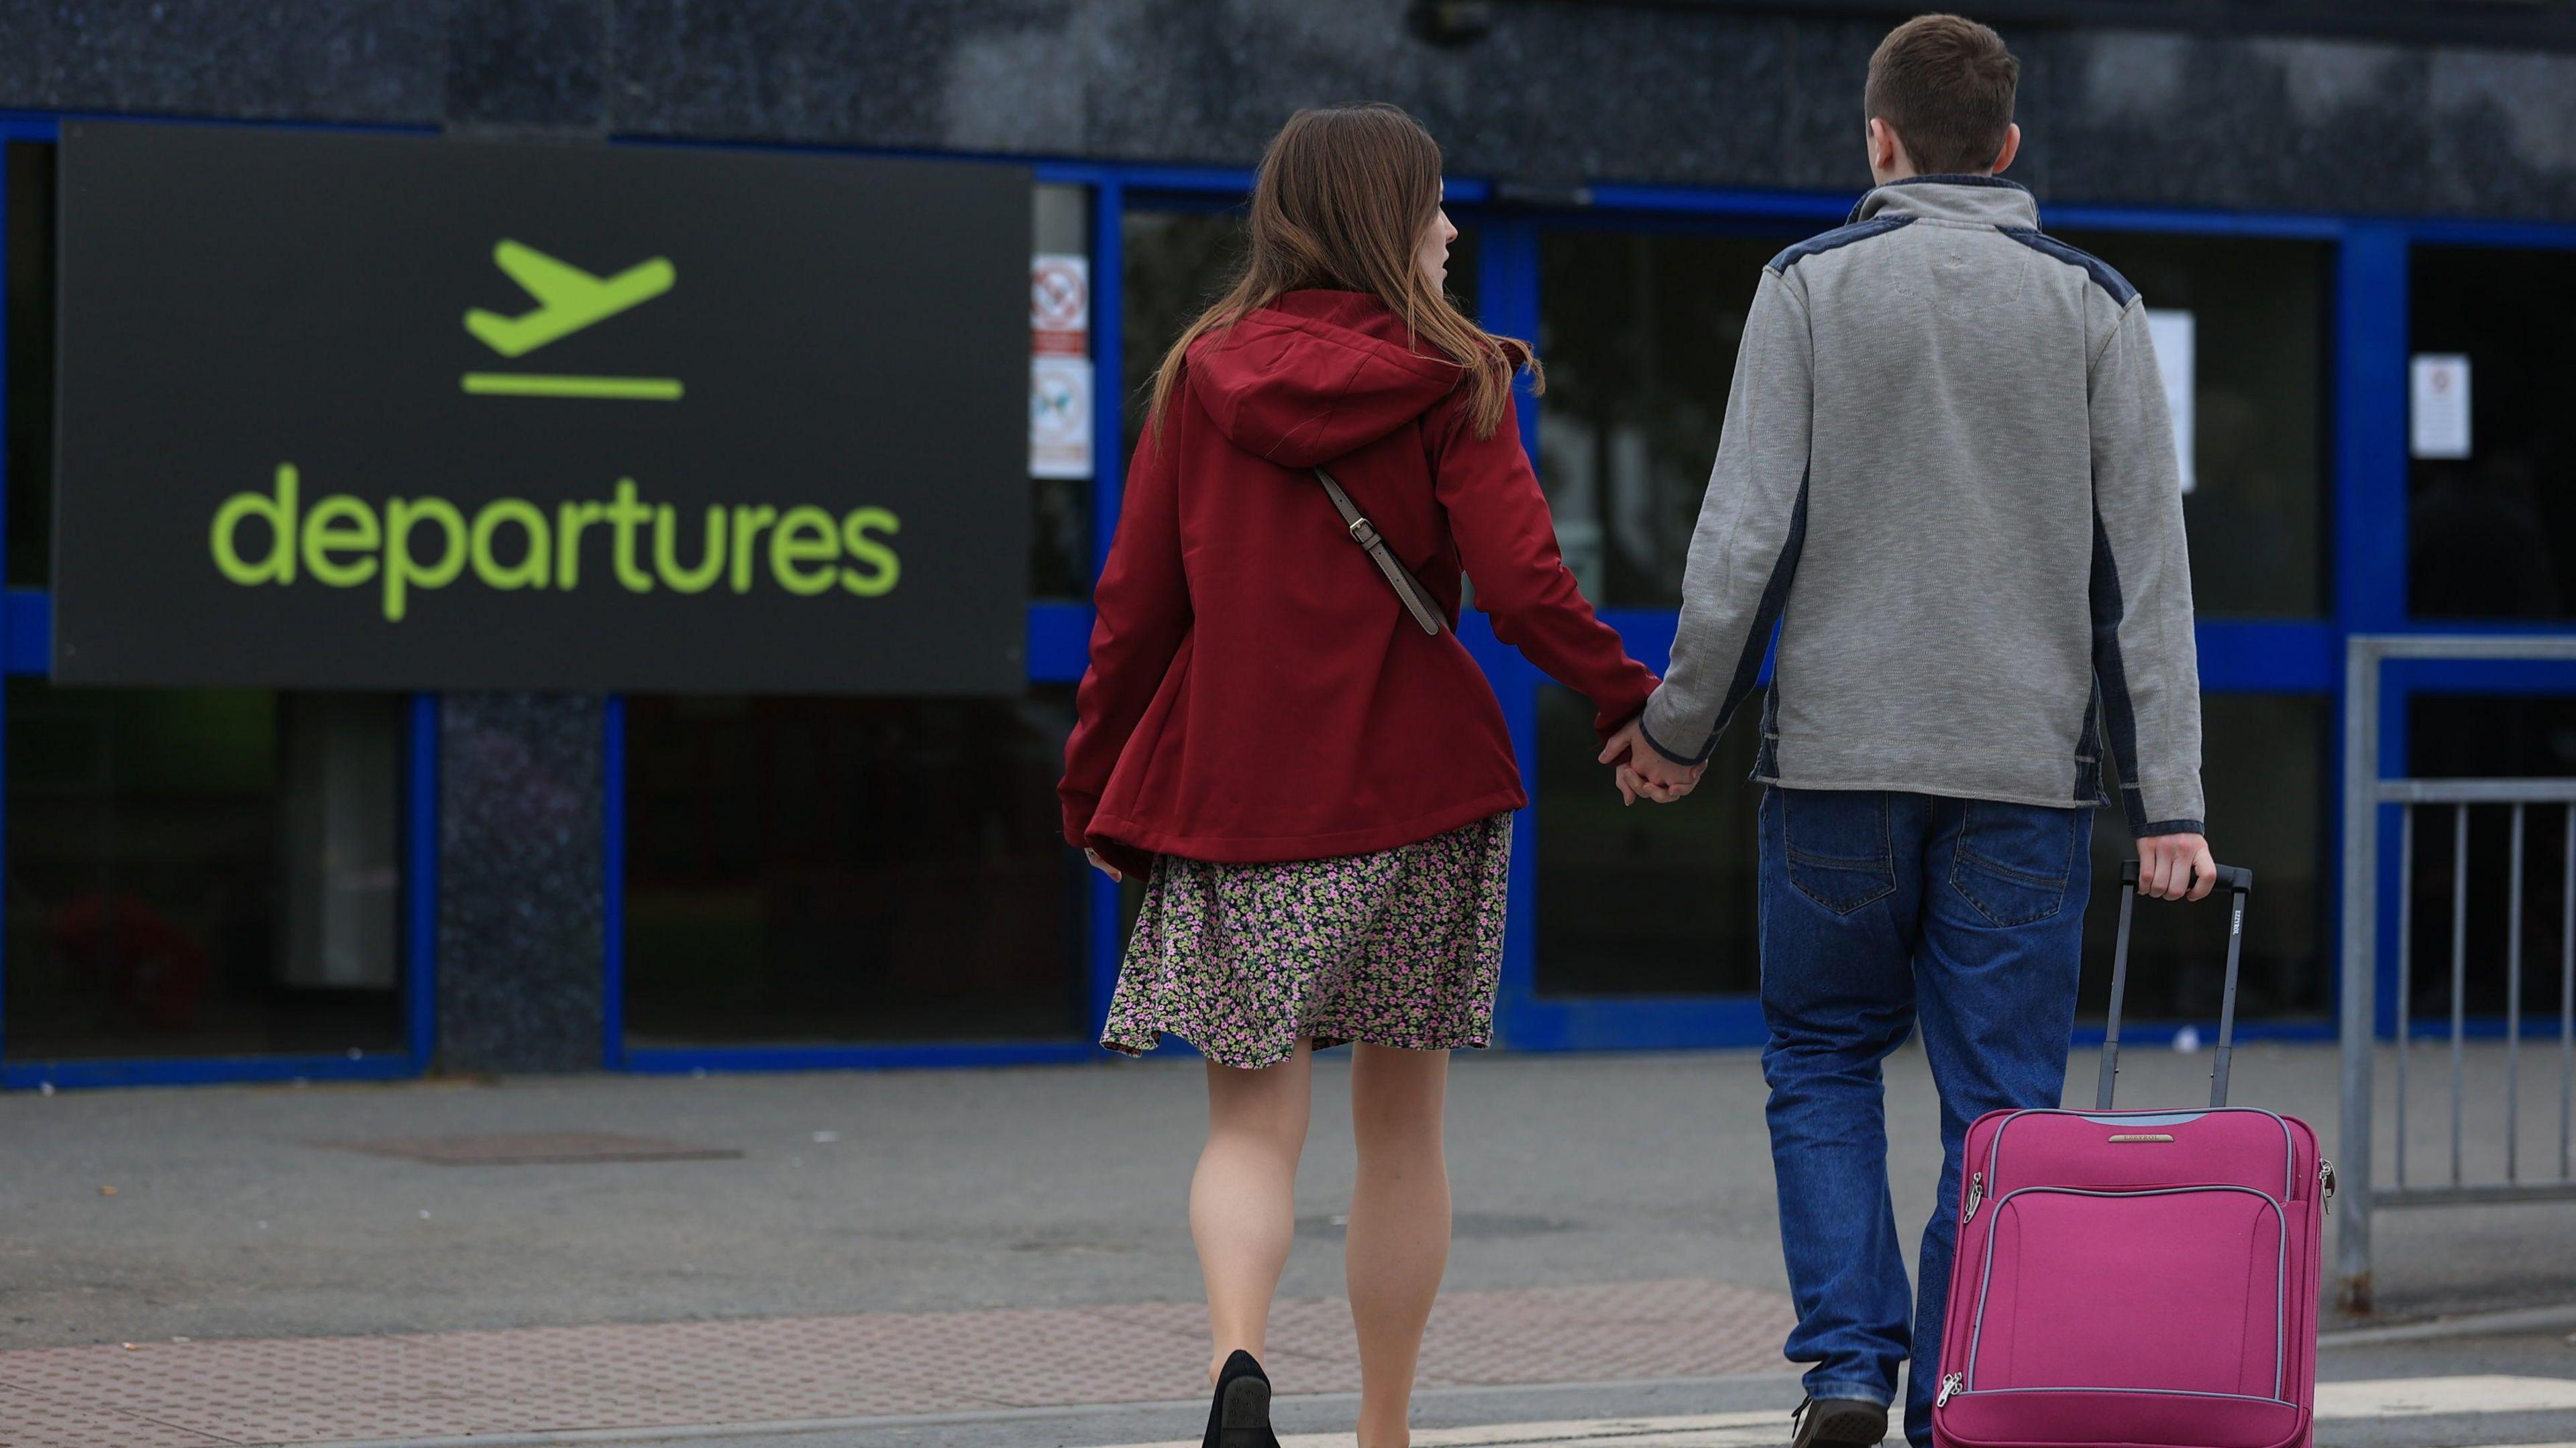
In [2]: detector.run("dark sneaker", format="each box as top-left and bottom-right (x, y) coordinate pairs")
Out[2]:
(1790, 1395), (1890, 1448)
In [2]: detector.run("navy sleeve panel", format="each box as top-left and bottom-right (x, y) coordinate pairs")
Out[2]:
(2086, 300), (2206, 832)
(2081, 507), (2163, 830)
(1769, 215), (1915, 275)
(2088, 510), (2152, 834)
(1642, 269), (1815, 773)
(1642, 475), (1809, 767)
(1997, 227), (2140, 307)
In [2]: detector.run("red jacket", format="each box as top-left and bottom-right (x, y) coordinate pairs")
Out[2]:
(1060, 290), (1657, 873)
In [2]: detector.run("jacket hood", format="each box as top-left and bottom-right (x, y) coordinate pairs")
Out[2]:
(1186, 290), (1464, 467)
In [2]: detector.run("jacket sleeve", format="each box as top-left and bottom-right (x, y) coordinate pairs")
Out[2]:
(1640, 267), (1813, 765)
(1432, 387), (1658, 737)
(2089, 298), (2206, 837)
(1059, 425), (1189, 852)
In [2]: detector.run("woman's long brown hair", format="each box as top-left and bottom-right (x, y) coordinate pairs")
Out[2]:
(1146, 103), (1540, 440)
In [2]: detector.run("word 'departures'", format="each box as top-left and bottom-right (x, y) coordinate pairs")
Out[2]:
(209, 466), (902, 621)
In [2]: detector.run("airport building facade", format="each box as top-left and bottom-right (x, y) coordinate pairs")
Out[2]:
(1, 1), (2573, 1084)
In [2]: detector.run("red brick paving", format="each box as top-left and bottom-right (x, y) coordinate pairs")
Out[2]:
(0, 1278), (1793, 1447)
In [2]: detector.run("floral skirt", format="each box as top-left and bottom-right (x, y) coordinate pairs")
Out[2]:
(1101, 814), (1513, 1070)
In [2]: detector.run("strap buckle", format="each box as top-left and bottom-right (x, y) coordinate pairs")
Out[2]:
(1346, 515), (1379, 547)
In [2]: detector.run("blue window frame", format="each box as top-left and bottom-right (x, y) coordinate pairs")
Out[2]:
(0, 112), (438, 1089)
(1020, 165), (2576, 1058)
(2357, 219), (2576, 1050)
(5, 109), (2573, 1083)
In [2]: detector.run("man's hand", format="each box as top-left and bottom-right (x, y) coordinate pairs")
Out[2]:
(1082, 847), (1122, 883)
(2137, 832), (2214, 901)
(1600, 720), (1705, 805)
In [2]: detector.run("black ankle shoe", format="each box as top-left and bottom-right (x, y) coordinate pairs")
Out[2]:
(1790, 1395), (1889, 1448)
(1202, 1349), (1279, 1448)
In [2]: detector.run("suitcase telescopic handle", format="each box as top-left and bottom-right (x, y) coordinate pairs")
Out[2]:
(2095, 859), (2254, 1113)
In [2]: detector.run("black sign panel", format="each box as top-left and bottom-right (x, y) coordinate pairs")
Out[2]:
(54, 123), (1030, 693)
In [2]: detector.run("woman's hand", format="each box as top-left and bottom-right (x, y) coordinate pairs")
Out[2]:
(1601, 719), (1705, 805)
(1083, 848), (1123, 883)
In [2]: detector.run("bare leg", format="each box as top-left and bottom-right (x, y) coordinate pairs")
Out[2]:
(1346, 1043), (1452, 1448)
(1193, 1038), (1313, 1384)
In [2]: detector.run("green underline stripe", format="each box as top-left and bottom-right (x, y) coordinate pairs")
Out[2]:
(460, 373), (684, 400)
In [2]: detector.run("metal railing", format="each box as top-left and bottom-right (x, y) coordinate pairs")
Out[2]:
(2339, 636), (2576, 1313)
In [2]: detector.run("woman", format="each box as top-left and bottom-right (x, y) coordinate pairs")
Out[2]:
(1059, 103), (1658, 1448)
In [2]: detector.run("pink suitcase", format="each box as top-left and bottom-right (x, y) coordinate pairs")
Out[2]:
(1930, 861), (2333, 1448)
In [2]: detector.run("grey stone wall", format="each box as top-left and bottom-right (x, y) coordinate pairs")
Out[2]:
(3, 2), (2571, 219)
(436, 693), (603, 1073)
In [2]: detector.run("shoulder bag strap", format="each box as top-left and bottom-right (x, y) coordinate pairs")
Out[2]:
(1310, 465), (1446, 637)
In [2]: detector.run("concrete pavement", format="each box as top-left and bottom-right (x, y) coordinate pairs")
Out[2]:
(2, 1042), (2568, 1348)
(0, 1042), (2571, 1446)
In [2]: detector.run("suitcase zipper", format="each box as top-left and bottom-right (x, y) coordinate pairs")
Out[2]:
(1964, 1185), (2290, 1402)
(1980, 1107), (2300, 1206)
(1936, 1373), (1964, 1408)
(1964, 1171), (1983, 1221)
(2320, 1158), (2336, 1213)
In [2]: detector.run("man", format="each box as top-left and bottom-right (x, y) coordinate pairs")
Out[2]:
(1603, 14), (2216, 1447)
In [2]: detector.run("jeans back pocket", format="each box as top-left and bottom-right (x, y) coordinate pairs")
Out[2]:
(1780, 789), (1897, 915)
(1949, 799), (2082, 927)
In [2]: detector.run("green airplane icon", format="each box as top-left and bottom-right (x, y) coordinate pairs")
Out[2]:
(464, 240), (676, 357)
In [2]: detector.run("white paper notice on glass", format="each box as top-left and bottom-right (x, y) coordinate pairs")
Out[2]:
(2410, 353), (2472, 460)
(1030, 355), (1093, 480)
(2144, 309), (2196, 494)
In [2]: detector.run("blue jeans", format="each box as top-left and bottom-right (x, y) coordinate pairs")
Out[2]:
(1758, 787), (2092, 1446)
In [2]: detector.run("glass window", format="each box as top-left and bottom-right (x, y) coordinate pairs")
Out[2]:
(1123, 209), (1246, 453)
(7, 141), (56, 588)
(2080, 694), (2331, 1023)
(2056, 232), (2330, 618)
(2408, 245), (2576, 620)
(1534, 683), (1761, 996)
(620, 691), (1085, 1046)
(1537, 229), (1796, 608)
(3, 683), (408, 1060)
(1029, 182), (1091, 600)
(2403, 693), (2576, 1019)
(1538, 227), (2328, 618)
(1535, 686), (2328, 1019)
(1122, 206), (1480, 451)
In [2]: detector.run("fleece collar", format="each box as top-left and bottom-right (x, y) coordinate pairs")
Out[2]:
(1848, 174), (2041, 229)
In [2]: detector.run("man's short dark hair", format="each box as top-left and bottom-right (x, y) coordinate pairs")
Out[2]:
(1864, 14), (2019, 174)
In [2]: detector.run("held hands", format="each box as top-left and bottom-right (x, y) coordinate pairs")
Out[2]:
(2137, 831), (2216, 901)
(1599, 718), (1706, 806)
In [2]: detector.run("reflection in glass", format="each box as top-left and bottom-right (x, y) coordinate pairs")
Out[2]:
(1538, 227), (2327, 618)
(1536, 684), (1761, 995)
(1122, 208), (1479, 450)
(2408, 246), (2576, 620)
(2057, 232), (2329, 618)
(7, 141), (56, 588)
(1538, 686), (2327, 1020)
(621, 692), (1085, 1046)
(2080, 695), (2330, 1022)
(1029, 183), (1091, 600)
(1537, 232), (1790, 608)
(3, 683), (407, 1059)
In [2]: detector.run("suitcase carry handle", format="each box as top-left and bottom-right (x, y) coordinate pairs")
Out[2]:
(2096, 858), (2254, 1112)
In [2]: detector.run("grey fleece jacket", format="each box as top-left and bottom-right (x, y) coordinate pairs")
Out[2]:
(1639, 175), (2205, 836)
